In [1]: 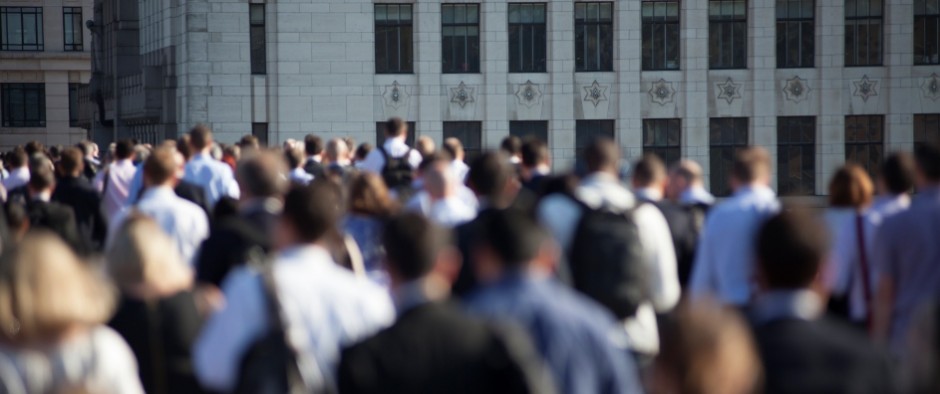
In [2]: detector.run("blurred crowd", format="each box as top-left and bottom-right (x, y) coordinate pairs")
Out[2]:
(0, 117), (937, 393)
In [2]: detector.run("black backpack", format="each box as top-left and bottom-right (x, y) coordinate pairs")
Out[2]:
(378, 146), (415, 198)
(567, 199), (650, 319)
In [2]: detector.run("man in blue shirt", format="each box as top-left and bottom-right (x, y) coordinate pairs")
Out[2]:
(183, 125), (240, 208)
(464, 210), (643, 394)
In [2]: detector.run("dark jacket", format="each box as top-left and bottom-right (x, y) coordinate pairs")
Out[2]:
(650, 201), (706, 288)
(303, 158), (324, 179)
(25, 199), (87, 254)
(338, 302), (554, 394)
(195, 199), (278, 286)
(174, 180), (210, 217)
(83, 158), (99, 182)
(51, 176), (108, 251)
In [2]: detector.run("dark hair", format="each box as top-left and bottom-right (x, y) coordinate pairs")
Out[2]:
(521, 138), (548, 168)
(500, 136), (522, 156)
(285, 147), (304, 169)
(349, 173), (398, 217)
(756, 211), (829, 289)
(28, 160), (55, 191)
(282, 181), (343, 243)
(24, 141), (43, 158)
(915, 142), (940, 182)
(189, 124), (213, 151)
(304, 134), (324, 156)
(75, 141), (91, 156)
(732, 147), (771, 184)
(382, 213), (451, 280)
(633, 153), (667, 188)
(59, 147), (85, 177)
(354, 143), (373, 162)
(879, 153), (915, 195)
(828, 164), (873, 208)
(239, 135), (260, 149)
(8, 148), (27, 168)
(143, 148), (178, 185)
(584, 137), (620, 173)
(467, 152), (514, 202)
(442, 138), (463, 161)
(176, 135), (193, 161)
(115, 140), (135, 160)
(476, 209), (546, 268)
(384, 117), (407, 138)
(237, 152), (287, 198)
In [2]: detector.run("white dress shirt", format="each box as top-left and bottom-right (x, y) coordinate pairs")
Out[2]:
(183, 152), (240, 208)
(288, 167), (314, 185)
(1, 167), (29, 192)
(193, 245), (394, 392)
(450, 159), (470, 182)
(537, 173), (680, 355)
(98, 160), (138, 222)
(688, 185), (780, 305)
(408, 194), (477, 228)
(359, 138), (423, 174)
(109, 186), (209, 266)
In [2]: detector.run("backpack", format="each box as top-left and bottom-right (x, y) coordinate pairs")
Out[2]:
(378, 146), (415, 199)
(567, 199), (650, 319)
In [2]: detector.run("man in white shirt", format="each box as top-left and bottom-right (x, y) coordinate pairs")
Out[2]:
(109, 147), (209, 266)
(442, 137), (470, 182)
(537, 138), (679, 359)
(359, 118), (422, 176)
(183, 125), (240, 208)
(98, 140), (138, 222)
(1, 148), (29, 192)
(194, 181), (394, 393)
(285, 147), (313, 185)
(406, 156), (477, 228)
(689, 147), (780, 306)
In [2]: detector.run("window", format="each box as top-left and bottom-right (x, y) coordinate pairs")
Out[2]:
(375, 4), (413, 74)
(776, 0), (814, 68)
(642, 0), (680, 70)
(510, 120), (549, 143)
(443, 121), (483, 162)
(508, 3), (547, 73)
(576, 120), (615, 160)
(1, 7), (43, 51)
(442, 4), (480, 73)
(249, 4), (266, 75)
(252, 123), (268, 147)
(376, 122), (416, 147)
(68, 83), (84, 128)
(1, 83), (46, 127)
(915, 0), (940, 64)
(709, 118), (749, 197)
(709, 0), (747, 69)
(643, 119), (682, 166)
(777, 116), (816, 196)
(845, 115), (884, 175)
(63, 7), (83, 52)
(575, 2), (614, 72)
(914, 114), (940, 149)
(845, 0), (883, 66)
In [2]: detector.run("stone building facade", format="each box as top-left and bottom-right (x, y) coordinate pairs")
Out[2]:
(88, 0), (940, 196)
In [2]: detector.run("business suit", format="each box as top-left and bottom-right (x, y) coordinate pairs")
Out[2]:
(25, 199), (87, 254)
(303, 158), (324, 179)
(174, 180), (210, 216)
(52, 176), (108, 252)
(195, 198), (279, 286)
(338, 302), (554, 394)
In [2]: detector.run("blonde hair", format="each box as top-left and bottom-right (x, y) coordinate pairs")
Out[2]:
(0, 233), (116, 344)
(106, 213), (193, 296)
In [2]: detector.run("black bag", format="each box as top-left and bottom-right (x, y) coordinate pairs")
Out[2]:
(567, 199), (650, 319)
(378, 147), (414, 189)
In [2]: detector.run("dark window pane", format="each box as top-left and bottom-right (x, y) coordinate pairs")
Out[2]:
(710, 117), (749, 196)
(847, 0), (883, 66)
(709, 0), (747, 69)
(443, 4), (481, 73)
(443, 121), (483, 162)
(63, 7), (83, 51)
(845, 116), (884, 176)
(776, 0), (814, 68)
(643, 119), (681, 166)
(1, 83), (46, 127)
(777, 116), (816, 196)
(509, 4), (547, 73)
(510, 121), (550, 145)
(915, 2), (940, 64)
(249, 5), (266, 75)
(914, 114), (940, 150)
(252, 123), (268, 147)
(68, 83), (85, 128)
(642, 1), (681, 70)
(576, 2), (615, 72)
(375, 4), (414, 73)
(1, 7), (44, 51)
(577, 120), (615, 161)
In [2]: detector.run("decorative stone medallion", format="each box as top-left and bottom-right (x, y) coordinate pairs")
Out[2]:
(716, 78), (742, 104)
(382, 81), (410, 109)
(450, 81), (475, 108)
(582, 80), (609, 107)
(515, 80), (542, 108)
(648, 79), (676, 106)
(852, 75), (879, 103)
(922, 73), (940, 101)
(782, 76), (811, 103)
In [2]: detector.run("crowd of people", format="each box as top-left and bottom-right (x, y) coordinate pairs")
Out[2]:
(0, 117), (937, 393)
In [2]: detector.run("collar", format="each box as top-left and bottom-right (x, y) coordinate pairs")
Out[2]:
(241, 197), (282, 215)
(383, 137), (408, 150)
(10, 167), (29, 176)
(32, 190), (52, 202)
(307, 155), (321, 163)
(192, 152), (212, 161)
(734, 184), (777, 199)
(581, 172), (620, 186)
(393, 277), (450, 314)
(634, 187), (663, 202)
(680, 186), (716, 205)
(278, 243), (333, 265)
(141, 185), (177, 200)
(752, 289), (823, 325)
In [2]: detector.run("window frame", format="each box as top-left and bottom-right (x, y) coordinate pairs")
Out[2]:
(375, 4), (415, 74)
(776, 116), (817, 196)
(776, 0), (815, 69)
(708, 0), (747, 69)
(508, 3), (548, 73)
(68, 83), (84, 128)
(915, 0), (940, 65)
(509, 120), (550, 144)
(914, 113), (940, 150)
(641, 0), (681, 71)
(709, 117), (749, 197)
(845, 0), (883, 67)
(442, 4), (481, 74)
(575, 2), (614, 72)
(63, 7), (83, 52)
(1, 83), (46, 128)
(642, 118), (682, 166)
(249, 4), (266, 75)
(443, 121), (484, 162)
(0, 7), (44, 52)
(844, 115), (885, 176)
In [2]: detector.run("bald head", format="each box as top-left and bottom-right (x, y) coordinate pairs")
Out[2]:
(326, 138), (349, 164)
(423, 158), (457, 200)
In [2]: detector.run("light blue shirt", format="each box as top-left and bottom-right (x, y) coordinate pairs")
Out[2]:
(109, 186), (209, 266)
(193, 245), (394, 392)
(689, 185), (780, 305)
(183, 152), (240, 208)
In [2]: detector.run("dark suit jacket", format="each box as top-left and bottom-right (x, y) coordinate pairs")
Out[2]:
(453, 208), (497, 297)
(753, 317), (895, 394)
(174, 180), (210, 216)
(52, 176), (108, 251)
(649, 201), (706, 288)
(338, 302), (554, 394)
(303, 159), (324, 179)
(25, 199), (87, 254)
(195, 215), (270, 287)
(82, 159), (98, 182)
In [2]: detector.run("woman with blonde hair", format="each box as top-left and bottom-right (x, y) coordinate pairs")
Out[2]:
(0, 232), (143, 394)
(106, 213), (211, 394)
(343, 172), (400, 287)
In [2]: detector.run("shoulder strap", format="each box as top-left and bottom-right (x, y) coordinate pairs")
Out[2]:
(145, 300), (169, 394)
(854, 214), (874, 333)
(377, 146), (390, 162)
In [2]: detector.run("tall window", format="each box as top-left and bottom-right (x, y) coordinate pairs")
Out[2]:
(252, 123), (268, 147)
(249, 4), (266, 75)
(68, 83), (84, 128)
(777, 116), (816, 196)
(0, 7), (43, 51)
(709, 118), (749, 196)
(442, 4), (480, 73)
(443, 121), (483, 162)
(776, 0), (814, 68)
(510, 120), (549, 143)
(1, 83), (46, 127)
(915, 0), (940, 64)
(914, 114), (940, 149)
(375, 4), (414, 74)
(642, 0), (680, 70)
(643, 119), (682, 166)
(376, 122), (417, 147)
(709, 0), (746, 69)
(63, 7), (83, 51)
(845, 115), (884, 175)
(575, 2), (614, 72)
(576, 120), (615, 160)
(845, 0), (883, 66)
(508, 3), (547, 73)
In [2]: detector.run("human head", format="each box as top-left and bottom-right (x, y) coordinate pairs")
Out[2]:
(654, 302), (762, 394)
(23, 141), (44, 158)
(877, 152), (915, 196)
(304, 134), (324, 157)
(500, 136), (522, 160)
(239, 135), (260, 151)
(326, 138), (349, 164)
(236, 151), (288, 200)
(59, 147), (85, 178)
(106, 214), (191, 297)
(382, 213), (459, 289)
(176, 135), (193, 161)
(354, 143), (373, 163)
(731, 147), (772, 190)
(584, 137), (620, 175)
(115, 140), (135, 161)
(384, 117), (407, 139)
(275, 181), (343, 248)
(285, 147), (305, 170)
(0, 232), (115, 343)
(416, 136), (436, 158)
(521, 138), (549, 169)
(914, 142), (940, 187)
(422, 156), (457, 200)
(143, 147), (180, 188)
(667, 159), (705, 201)
(631, 154), (668, 193)
(467, 152), (517, 207)
(442, 138), (465, 162)
(189, 124), (214, 153)
(756, 211), (829, 291)
(349, 173), (398, 217)
(827, 164), (874, 209)
(472, 210), (554, 283)
(8, 148), (27, 169)
(27, 159), (56, 195)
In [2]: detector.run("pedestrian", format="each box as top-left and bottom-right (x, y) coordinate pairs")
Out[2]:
(183, 125), (240, 208)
